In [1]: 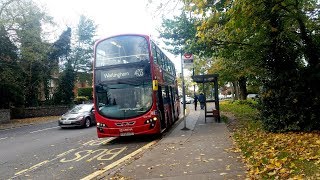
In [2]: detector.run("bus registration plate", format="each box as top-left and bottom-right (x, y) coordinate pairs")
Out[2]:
(120, 132), (134, 136)
(120, 128), (134, 136)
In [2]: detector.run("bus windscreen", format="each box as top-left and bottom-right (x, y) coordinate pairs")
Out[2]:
(95, 81), (152, 119)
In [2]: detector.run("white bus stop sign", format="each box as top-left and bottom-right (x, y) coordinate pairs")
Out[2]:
(182, 53), (194, 68)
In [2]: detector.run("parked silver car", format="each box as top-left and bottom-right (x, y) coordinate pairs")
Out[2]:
(180, 96), (194, 104)
(59, 104), (95, 128)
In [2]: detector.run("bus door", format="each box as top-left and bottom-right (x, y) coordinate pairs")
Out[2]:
(163, 86), (173, 127)
(169, 86), (176, 122)
(157, 86), (166, 130)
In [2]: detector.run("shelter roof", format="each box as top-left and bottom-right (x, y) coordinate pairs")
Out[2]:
(192, 74), (219, 83)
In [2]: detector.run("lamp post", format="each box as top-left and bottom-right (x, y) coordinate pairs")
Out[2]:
(181, 52), (189, 131)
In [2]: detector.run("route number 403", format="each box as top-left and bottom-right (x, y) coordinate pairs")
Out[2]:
(134, 69), (144, 77)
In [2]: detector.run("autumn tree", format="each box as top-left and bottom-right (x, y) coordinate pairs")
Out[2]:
(180, 0), (320, 131)
(53, 15), (96, 104)
(159, 11), (198, 55)
(70, 15), (96, 73)
(52, 27), (74, 104)
(16, 1), (52, 106)
(0, 25), (24, 108)
(0, 0), (54, 107)
(158, 1), (259, 100)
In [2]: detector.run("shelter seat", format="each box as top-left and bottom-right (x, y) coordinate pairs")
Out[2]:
(205, 109), (220, 123)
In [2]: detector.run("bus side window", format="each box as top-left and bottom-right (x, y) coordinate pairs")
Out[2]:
(168, 61), (173, 75)
(166, 57), (170, 73)
(162, 87), (171, 104)
(163, 54), (168, 71)
(162, 88), (167, 104)
(165, 54), (169, 71)
(156, 47), (162, 67)
(162, 55), (167, 71)
(151, 42), (157, 64)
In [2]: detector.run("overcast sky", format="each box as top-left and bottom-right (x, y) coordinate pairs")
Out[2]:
(36, 0), (156, 37)
(36, 0), (184, 72)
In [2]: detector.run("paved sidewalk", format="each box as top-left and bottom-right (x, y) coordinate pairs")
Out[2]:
(106, 107), (246, 179)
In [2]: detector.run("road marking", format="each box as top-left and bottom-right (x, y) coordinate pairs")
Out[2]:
(10, 138), (115, 179)
(59, 147), (127, 163)
(57, 149), (77, 157)
(82, 137), (116, 146)
(14, 160), (50, 176)
(29, 126), (59, 134)
(81, 140), (158, 180)
(0, 137), (8, 141)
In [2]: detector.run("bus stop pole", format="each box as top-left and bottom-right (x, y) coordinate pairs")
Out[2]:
(181, 53), (189, 131)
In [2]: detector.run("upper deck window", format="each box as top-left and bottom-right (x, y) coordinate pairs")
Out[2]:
(95, 35), (149, 67)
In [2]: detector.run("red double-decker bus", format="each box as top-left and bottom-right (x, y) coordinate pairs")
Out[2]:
(93, 34), (180, 138)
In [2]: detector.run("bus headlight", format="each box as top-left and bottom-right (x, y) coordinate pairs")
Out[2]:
(97, 123), (107, 127)
(145, 118), (157, 124)
(144, 118), (157, 129)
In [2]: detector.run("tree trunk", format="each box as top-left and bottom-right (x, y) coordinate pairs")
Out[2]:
(232, 81), (239, 100)
(296, 12), (319, 69)
(230, 82), (234, 100)
(238, 76), (247, 100)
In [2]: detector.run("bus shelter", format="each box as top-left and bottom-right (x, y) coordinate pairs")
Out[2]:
(192, 74), (220, 123)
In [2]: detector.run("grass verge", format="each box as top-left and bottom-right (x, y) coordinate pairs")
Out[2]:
(221, 100), (320, 179)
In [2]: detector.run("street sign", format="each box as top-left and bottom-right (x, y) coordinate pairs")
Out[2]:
(182, 53), (194, 64)
(182, 53), (193, 69)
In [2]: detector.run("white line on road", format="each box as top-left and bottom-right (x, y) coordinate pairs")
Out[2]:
(0, 137), (8, 141)
(29, 126), (59, 134)
(11, 137), (115, 179)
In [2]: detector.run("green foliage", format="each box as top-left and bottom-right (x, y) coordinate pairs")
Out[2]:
(170, 0), (320, 132)
(77, 15), (96, 44)
(70, 15), (96, 72)
(256, 0), (320, 132)
(1, 0), (54, 107)
(232, 99), (258, 107)
(53, 16), (96, 105)
(0, 1), (97, 108)
(77, 87), (93, 100)
(77, 72), (92, 86)
(74, 96), (89, 104)
(261, 71), (320, 132)
(0, 25), (24, 108)
(49, 27), (72, 62)
(221, 100), (259, 121)
(159, 11), (198, 55)
(52, 27), (74, 105)
(247, 84), (260, 94)
(54, 63), (76, 105)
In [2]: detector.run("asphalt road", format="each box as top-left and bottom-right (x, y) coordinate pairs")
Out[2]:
(0, 120), (158, 179)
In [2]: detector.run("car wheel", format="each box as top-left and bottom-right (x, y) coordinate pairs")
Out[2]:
(84, 118), (91, 128)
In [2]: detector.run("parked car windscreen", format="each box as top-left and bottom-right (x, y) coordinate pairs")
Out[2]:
(69, 104), (93, 113)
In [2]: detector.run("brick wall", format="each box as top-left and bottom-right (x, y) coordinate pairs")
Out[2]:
(11, 106), (70, 119)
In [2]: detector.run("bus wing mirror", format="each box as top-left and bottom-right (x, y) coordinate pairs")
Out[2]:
(152, 80), (158, 91)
